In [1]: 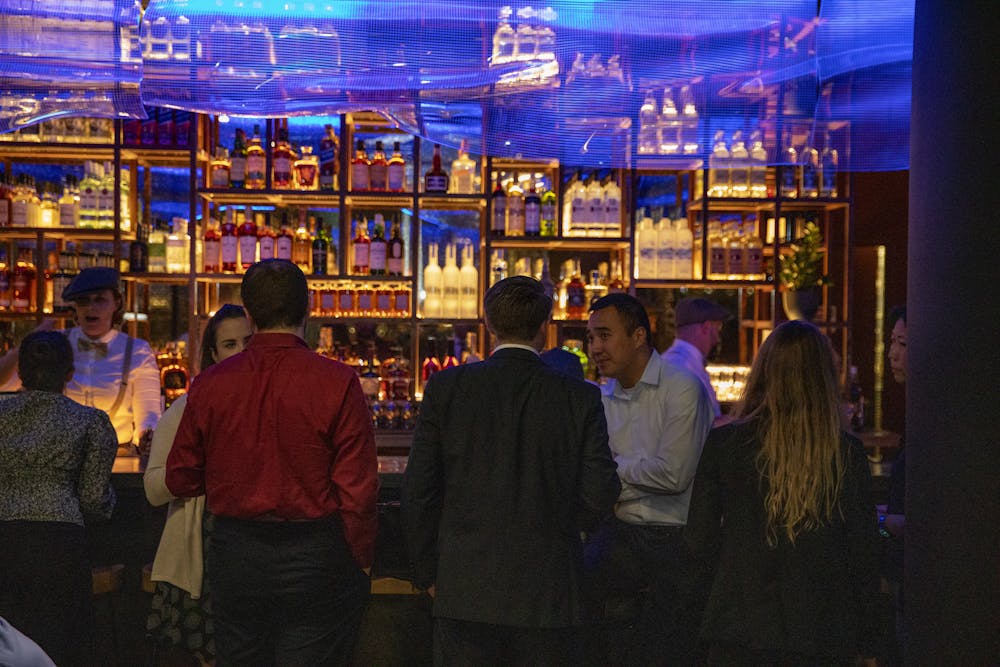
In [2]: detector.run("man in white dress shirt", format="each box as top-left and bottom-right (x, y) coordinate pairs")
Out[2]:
(661, 296), (731, 421)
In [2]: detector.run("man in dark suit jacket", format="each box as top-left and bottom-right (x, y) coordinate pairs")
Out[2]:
(403, 276), (621, 665)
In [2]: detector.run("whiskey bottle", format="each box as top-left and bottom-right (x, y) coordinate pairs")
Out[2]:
(210, 146), (231, 188)
(369, 140), (389, 191)
(293, 145), (318, 190)
(450, 139), (476, 194)
(311, 218), (329, 276)
(272, 127), (297, 190)
(387, 217), (405, 276)
(708, 130), (731, 198)
(424, 144), (449, 193)
(292, 211), (312, 272)
(238, 206), (258, 270)
(351, 140), (370, 191)
(490, 181), (506, 238)
(351, 217), (371, 275)
(129, 222), (149, 273)
(245, 124), (267, 189)
(203, 215), (222, 272)
(369, 214), (388, 276)
(318, 124), (339, 190)
(540, 183), (557, 236)
(257, 212), (275, 261)
(387, 141), (406, 192)
(230, 128), (248, 189)
(58, 175), (79, 228)
(524, 181), (541, 236)
(276, 214), (293, 261)
(0, 247), (12, 310)
(506, 177), (525, 236)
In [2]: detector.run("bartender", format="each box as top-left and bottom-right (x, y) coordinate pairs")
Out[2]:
(0, 267), (161, 451)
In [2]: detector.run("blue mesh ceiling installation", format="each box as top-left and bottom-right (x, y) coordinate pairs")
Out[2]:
(0, 0), (915, 171)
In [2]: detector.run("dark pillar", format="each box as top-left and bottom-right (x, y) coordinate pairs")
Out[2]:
(907, 1), (1000, 664)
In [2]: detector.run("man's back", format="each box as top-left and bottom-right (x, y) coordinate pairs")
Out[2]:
(404, 347), (619, 627)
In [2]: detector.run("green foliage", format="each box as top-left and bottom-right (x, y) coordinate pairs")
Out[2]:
(779, 220), (829, 290)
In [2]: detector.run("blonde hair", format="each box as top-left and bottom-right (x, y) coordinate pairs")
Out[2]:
(735, 320), (846, 546)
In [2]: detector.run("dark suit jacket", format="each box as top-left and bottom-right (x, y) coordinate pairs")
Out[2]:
(402, 347), (620, 627)
(684, 420), (882, 659)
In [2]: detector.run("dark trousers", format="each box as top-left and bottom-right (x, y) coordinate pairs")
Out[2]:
(434, 617), (581, 667)
(209, 515), (370, 667)
(0, 521), (95, 667)
(583, 518), (707, 667)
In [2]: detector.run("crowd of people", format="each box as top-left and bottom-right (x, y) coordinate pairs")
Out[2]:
(0, 261), (895, 666)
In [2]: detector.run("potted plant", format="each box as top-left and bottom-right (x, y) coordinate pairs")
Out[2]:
(779, 220), (829, 320)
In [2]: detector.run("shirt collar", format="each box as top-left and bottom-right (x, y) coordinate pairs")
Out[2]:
(669, 338), (706, 367)
(72, 327), (119, 345)
(247, 332), (308, 349)
(493, 343), (540, 356)
(603, 350), (663, 400)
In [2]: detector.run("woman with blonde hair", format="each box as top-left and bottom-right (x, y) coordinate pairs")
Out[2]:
(685, 320), (881, 665)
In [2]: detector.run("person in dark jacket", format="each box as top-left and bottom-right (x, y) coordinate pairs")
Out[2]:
(685, 320), (881, 665)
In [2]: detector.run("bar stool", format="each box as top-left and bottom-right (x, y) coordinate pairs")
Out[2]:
(91, 563), (124, 666)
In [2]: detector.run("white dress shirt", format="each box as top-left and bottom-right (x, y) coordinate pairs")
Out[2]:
(600, 351), (714, 526)
(65, 328), (162, 445)
(662, 338), (721, 418)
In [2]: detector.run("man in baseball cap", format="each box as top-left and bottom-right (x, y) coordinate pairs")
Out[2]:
(662, 296), (731, 420)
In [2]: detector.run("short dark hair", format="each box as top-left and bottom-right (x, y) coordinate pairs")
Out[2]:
(589, 293), (652, 345)
(484, 276), (552, 342)
(889, 304), (906, 327)
(240, 260), (308, 331)
(19, 331), (74, 392)
(200, 304), (247, 370)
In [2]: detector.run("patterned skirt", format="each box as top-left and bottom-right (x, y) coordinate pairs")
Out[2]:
(146, 514), (215, 663)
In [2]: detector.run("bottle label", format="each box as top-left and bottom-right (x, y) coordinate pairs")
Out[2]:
(394, 291), (409, 313)
(727, 247), (744, 277)
(370, 242), (387, 272)
(745, 247), (763, 276)
(11, 202), (28, 227)
(388, 242), (404, 275)
(211, 166), (230, 188)
(508, 202), (525, 232)
(258, 236), (275, 260)
(376, 291), (392, 312)
(604, 200), (620, 229)
(525, 203), (541, 233)
(352, 163), (370, 190)
(425, 174), (448, 192)
(59, 203), (77, 227)
(239, 235), (257, 266)
(340, 291), (355, 311)
(319, 144), (337, 169)
(0, 202), (9, 227)
(370, 164), (388, 190)
(221, 235), (238, 264)
(358, 291), (373, 312)
(230, 156), (247, 185)
(247, 155), (266, 184)
(567, 285), (586, 308)
(710, 245), (727, 276)
(312, 247), (327, 274)
(388, 164), (405, 191)
(589, 197), (604, 224)
(274, 157), (292, 184)
(353, 243), (370, 270)
(276, 236), (293, 260)
(492, 201), (506, 232)
(204, 239), (221, 270)
(321, 290), (335, 312)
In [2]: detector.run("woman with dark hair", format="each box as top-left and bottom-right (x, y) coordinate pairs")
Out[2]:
(685, 320), (881, 665)
(0, 330), (118, 666)
(144, 305), (251, 665)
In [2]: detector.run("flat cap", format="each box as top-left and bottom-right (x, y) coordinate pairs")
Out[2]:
(62, 267), (121, 302)
(675, 297), (731, 328)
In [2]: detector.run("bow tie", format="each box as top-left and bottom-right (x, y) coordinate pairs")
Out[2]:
(78, 338), (109, 358)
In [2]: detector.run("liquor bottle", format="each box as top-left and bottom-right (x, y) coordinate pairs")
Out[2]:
(490, 181), (507, 238)
(424, 144), (449, 193)
(51, 249), (75, 313)
(129, 222), (149, 273)
(636, 213), (656, 278)
(421, 338), (441, 381)
(166, 217), (189, 274)
(58, 176), (79, 227)
(147, 219), (166, 272)
(245, 124), (267, 189)
(729, 131), (750, 198)
(11, 251), (36, 312)
(210, 146), (231, 188)
(369, 214), (388, 276)
(565, 259), (587, 320)
(506, 177), (525, 236)
(387, 217), (405, 276)
(780, 142), (799, 199)
(311, 218), (329, 276)
(257, 212), (276, 261)
(540, 183), (557, 236)
(800, 142), (820, 198)
(422, 243), (443, 317)
(77, 163), (98, 228)
(658, 86), (680, 154)
(608, 259), (626, 293)
(459, 244), (478, 319)
(708, 219), (728, 280)
(749, 129), (768, 198)
(586, 173), (606, 237)
(638, 90), (658, 155)
(655, 217), (676, 279)
(276, 214), (293, 261)
(220, 208), (238, 272)
(318, 124), (339, 190)
(441, 243), (461, 319)
(293, 145), (318, 190)
(0, 246), (10, 310)
(387, 141), (406, 192)
(679, 84), (700, 155)
(359, 355), (381, 402)
(674, 218), (694, 280)
(351, 139), (370, 191)
(567, 171), (588, 236)
(369, 140), (389, 191)
(230, 128), (248, 188)
(490, 249), (507, 286)
(820, 132), (839, 198)
(272, 127), (296, 190)
(293, 211), (312, 272)
(708, 130), (731, 198)
(237, 207), (258, 270)
(524, 181), (541, 236)
(602, 176), (621, 236)
(450, 139), (476, 194)
(97, 163), (115, 229)
(726, 222), (745, 280)
(0, 174), (11, 228)
(351, 217), (370, 275)
(743, 217), (765, 280)
(203, 215), (222, 272)
(441, 337), (460, 369)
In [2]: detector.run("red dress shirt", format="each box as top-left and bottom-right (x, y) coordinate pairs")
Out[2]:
(165, 333), (378, 567)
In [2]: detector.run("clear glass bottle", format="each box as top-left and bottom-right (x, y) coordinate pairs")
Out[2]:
(203, 215), (221, 272)
(238, 207), (257, 270)
(602, 176), (621, 236)
(679, 85), (700, 155)
(800, 142), (820, 198)
(450, 139), (477, 194)
(749, 129), (768, 198)
(387, 141), (406, 192)
(293, 145), (318, 191)
(708, 130), (731, 198)
(292, 210), (312, 272)
(58, 175), (79, 228)
(820, 132), (839, 198)
(459, 243), (478, 319)
(276, 213), (293, 261)
(210, 146), (231, 188)
(506, 177), (525, 236)
(658, 87), (680, 155)
(729, 131), (750, 198)
(585, 173), (605, 237)
(245, 124), (267, 190)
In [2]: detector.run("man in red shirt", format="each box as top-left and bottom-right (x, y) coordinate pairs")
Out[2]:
(166, 259), (378, 666)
